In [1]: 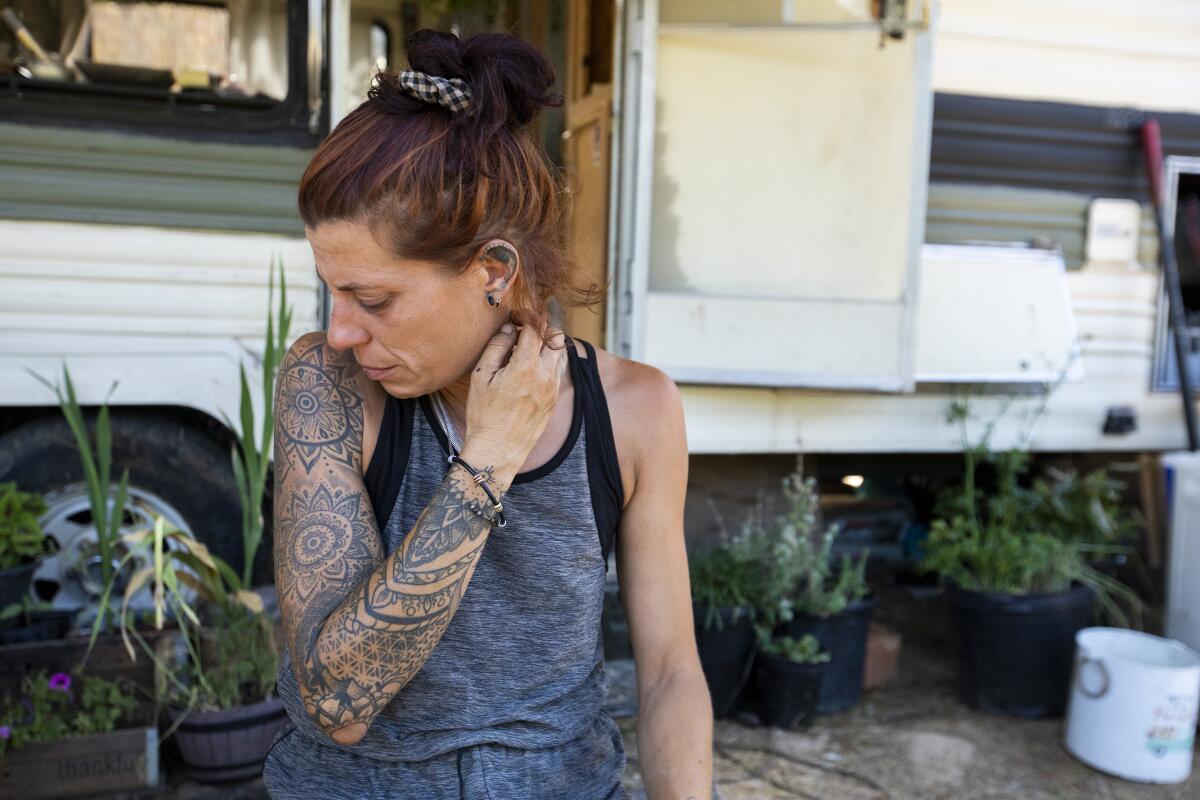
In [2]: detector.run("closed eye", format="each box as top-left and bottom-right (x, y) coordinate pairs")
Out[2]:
(359, 297), (391, 313)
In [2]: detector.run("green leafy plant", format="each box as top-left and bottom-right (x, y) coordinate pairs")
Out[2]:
(223, 254), (292, 587)
(759, 633), (830, 665)
(920, 391), (1143, 627)
(779, 474), (869, 621)
(95, 515), (277, 716)
(688, 526), (762, 632)
(0, 481), (50, 570)
(25, 365), (130, 633)
(0, 670), (137, 756)
(691, 472), (869, 636)
(1031, 465), (1143, 547)
(81, 259), (289, 718)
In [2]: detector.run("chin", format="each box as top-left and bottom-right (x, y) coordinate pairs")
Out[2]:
(379, 378), (426, 399)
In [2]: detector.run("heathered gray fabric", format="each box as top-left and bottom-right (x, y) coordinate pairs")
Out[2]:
(266, 388), (626, 799)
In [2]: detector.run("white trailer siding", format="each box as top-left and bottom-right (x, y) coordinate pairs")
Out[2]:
(0, 220), (319, 429)
(934, 0), (1200, 114)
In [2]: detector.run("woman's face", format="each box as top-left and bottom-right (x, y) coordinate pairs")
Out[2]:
(307, 218), (512, 397)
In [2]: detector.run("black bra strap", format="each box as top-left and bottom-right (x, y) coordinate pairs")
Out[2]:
(363, 393), (415, 531)
(574, 337), (623, 570)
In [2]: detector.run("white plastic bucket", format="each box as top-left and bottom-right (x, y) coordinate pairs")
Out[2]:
(1065, 627), (1200, 783)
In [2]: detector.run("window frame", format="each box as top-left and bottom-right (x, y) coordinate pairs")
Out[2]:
(0, 0), (326, 147)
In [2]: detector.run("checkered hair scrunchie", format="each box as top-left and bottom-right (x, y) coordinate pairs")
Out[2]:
(397, 70), (474, 115)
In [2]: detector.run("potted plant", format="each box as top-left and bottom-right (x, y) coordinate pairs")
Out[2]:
(92, 259), (292, 782)
(1030, 464), (1144, 575)
(0, 668), (158, 798)
(689, 524), (763, 718)
(919, 395), (1143, 718)
(102, 514), (284, 782)
(751, 633), (830, 730)
(763, 473), (872, 715)
(0, 481), (53, 611)
(0, 597), (78, 645)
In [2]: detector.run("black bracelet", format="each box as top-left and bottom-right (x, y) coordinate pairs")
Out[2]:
(447, 454), (506, 528)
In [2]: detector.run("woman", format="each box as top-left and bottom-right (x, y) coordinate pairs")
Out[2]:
(263, 28), (712, 800)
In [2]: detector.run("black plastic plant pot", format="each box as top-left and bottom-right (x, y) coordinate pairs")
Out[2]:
(947, 582), (1093, 718)
(693, 604), (757, 718)
(0, 561), (37, 612)
(782, 594), (877, 714)
(753, 652), (827, 730)
(0, 608), (76, 644)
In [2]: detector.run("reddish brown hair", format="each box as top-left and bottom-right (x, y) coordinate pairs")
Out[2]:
(298, 28), (604, 334)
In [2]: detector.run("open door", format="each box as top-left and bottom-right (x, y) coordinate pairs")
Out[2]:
(562, 0), (616, 344)
(612, 0), (936, 391)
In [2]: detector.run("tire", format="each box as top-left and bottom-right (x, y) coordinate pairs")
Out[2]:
(0, 411), (246, 608)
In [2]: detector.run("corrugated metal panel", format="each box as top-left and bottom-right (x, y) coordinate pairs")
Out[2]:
(930, 93), (1200, 199)
(0, 122), (312, 234)
(926, 182), (1160, 270)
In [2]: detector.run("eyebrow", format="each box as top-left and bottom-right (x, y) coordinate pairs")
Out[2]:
(314, 264), (379, 293)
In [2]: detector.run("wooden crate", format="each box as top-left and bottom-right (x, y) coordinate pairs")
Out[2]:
(0, 631), (175, 712)
(0, 726), (159, 799)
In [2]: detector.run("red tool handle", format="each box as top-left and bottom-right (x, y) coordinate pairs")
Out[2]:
(1141, 118), (1164, 210)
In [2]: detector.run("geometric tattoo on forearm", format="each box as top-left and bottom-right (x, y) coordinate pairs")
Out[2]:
(273, 338), (499, 742)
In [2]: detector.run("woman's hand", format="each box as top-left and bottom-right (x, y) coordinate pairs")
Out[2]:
(459, 323), (568, 492)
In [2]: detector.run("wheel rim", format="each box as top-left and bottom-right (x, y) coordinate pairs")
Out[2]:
(34, 482), (195, 613)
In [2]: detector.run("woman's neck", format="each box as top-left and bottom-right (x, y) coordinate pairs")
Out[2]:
(436, 374), (471, 437)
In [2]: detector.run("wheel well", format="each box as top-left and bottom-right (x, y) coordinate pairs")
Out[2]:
(0, 404), (239, 453)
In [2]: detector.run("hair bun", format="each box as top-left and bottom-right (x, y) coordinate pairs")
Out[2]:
(404, 28), (563, 131)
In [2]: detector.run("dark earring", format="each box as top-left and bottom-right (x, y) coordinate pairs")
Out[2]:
(486, 293), (498, 306)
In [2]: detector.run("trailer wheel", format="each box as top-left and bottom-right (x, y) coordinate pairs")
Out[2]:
(0, 412), (245, 613)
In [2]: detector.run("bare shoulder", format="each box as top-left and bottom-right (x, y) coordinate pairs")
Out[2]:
(277, 330), (386, 474)
(572, 338), (685, 506)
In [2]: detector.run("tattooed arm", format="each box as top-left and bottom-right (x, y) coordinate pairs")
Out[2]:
(273, 326), (565, 746)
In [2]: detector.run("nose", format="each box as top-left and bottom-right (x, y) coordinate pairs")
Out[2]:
(325, 296), (370, 353)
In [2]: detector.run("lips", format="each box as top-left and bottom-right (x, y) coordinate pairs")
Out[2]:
(361, 364), (395, 380)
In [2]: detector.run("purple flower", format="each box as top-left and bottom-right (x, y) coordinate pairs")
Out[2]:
(48, 672), (72, 693)
(0, 726), (9, 740)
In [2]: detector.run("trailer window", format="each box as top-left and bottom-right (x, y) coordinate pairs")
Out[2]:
(0, 0), (315, 143)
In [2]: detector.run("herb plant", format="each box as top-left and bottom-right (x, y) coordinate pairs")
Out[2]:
(1030, 465), (1143, 547)
(920, 392), (1143, 627)
(689, 527), (763, 632)
(760, 633), (830, 664)
(0, 481), (49, 570)
(0, 670), (137, 755)
(691, 472), (868, 635)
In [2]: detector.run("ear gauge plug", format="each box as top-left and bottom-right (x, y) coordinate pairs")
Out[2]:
(483, 243), (517, 309)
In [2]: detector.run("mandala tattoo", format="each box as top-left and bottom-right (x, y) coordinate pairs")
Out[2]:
(276, 337), (364, 480)
(272, 334), (502, 744)
(275, 484), (379, 607)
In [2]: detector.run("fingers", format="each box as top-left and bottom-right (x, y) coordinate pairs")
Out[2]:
(540, 328), (567, 367)
(474, 323), (518, 378)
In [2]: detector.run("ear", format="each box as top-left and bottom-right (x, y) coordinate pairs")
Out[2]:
(474, 239), (520, 298)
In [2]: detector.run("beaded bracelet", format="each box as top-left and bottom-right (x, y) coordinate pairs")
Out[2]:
(447, 454), (506, 528)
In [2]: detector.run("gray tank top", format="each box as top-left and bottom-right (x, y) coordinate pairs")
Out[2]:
(275, 336), (624, 762)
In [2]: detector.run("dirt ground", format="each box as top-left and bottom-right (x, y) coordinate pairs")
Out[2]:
(157, 578), (1197, 799)
(614, 579), (1200, 800)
